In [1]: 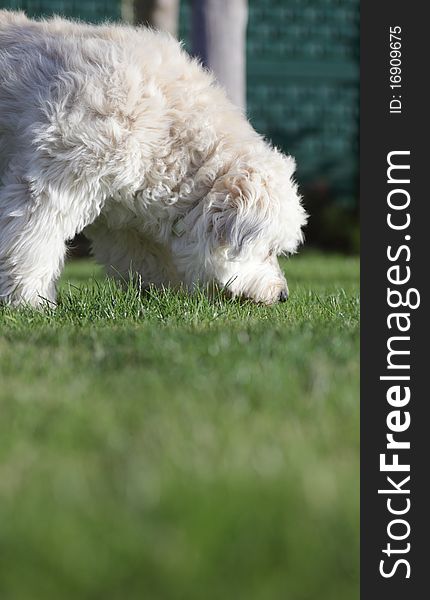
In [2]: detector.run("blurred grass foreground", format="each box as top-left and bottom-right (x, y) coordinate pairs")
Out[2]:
(0, 252), (359, 599)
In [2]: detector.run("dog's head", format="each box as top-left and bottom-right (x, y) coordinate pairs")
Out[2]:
(175, 146), (307, 304)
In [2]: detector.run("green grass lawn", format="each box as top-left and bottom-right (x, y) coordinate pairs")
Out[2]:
(0, 252), (359, 600)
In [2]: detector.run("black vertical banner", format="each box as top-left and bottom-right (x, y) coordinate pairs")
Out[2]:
(361, 2), (428, 598)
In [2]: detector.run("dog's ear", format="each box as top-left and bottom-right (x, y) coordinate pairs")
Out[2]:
(206, 169), (272, 254)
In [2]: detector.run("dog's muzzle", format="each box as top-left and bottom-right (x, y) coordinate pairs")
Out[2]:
(278, 289), (288, 303)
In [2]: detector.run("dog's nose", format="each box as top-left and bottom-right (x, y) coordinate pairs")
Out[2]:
(278, 289), (288, 303)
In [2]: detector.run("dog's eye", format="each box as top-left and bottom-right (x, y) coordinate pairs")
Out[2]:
(267, 249), (274, 259)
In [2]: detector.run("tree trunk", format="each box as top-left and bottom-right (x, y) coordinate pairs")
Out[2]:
(192, 0), (248, 110)
(134, 0), (180, 37)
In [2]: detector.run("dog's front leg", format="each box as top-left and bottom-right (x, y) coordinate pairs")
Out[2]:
(0, 183), (69, 308)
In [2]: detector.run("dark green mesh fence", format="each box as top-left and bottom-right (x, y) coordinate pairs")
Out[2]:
(0, 0), (120, 22)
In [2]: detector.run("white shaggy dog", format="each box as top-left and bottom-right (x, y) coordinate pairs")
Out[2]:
(0, 10), (306, 307)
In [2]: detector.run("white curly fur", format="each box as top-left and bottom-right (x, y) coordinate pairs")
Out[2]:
(0, 10), (307, 307)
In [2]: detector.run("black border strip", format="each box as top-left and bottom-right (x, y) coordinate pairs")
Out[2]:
(361, 2), (428, 597)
